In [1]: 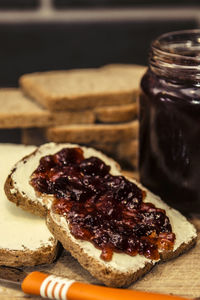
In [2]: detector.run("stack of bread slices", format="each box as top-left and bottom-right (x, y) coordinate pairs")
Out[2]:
(0, 64), (146, 169)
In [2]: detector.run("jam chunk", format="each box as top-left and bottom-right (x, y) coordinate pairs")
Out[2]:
(31, 147), (175, 261)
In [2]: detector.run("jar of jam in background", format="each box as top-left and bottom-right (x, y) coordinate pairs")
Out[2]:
(139, 29), (200, 215)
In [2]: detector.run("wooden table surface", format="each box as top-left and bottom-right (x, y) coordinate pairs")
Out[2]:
(1, 172), (200, 299)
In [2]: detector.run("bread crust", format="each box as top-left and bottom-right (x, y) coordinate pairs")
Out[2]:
(4, 173), (47, 217)
(160, 236), (197, 261)
(47, 121), (138, 144)
(95, 103), (138, 123)
(0, 242), (59, 267)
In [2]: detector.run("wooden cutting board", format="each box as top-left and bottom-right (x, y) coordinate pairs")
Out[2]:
(0, 171), (200, 299)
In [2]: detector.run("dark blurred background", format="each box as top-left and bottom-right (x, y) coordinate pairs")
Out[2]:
(0, 0), (199, 87)
(0, 0), (199, 143)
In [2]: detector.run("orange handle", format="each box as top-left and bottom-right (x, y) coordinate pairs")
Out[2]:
(21, 271), (191, 300)
(67, 282), (190, 300)
(22, 272), (48, 295)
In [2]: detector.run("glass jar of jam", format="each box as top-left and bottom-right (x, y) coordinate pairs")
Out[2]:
(139, 29), (200, 215)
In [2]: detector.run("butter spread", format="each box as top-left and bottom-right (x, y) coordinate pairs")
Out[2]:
(0, 144), (56, 251)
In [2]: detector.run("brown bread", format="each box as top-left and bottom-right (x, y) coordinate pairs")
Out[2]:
(19, 65), (146, 111)
(47, 120), (139, 144)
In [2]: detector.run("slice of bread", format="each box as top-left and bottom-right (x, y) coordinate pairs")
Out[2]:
(101, 63), (146, 80)
(5, 143), (197, 287)
(95, 102), (138, 123)
(0, 144), (59, 267)
(0, 88), (95, 129)
(0, 88), (50, 128)
(116, 139), (138, 168)
(46, 120), (138, 144)
(90, 139), (138, 169)
(19, 65), (146, 111)
(49, 110), (95, 126)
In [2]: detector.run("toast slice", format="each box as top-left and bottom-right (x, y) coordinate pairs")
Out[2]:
(90, 139), (138, 169)
(0, 88), (50, 128)
(46, 120), (138, 144)
(0, 144), (58, 267)
(5, 142), (197, 287)
(95, 102), (138, 123)
(0, 88), (94, 129)
(19, 65), (146, 111)
(101, 63), (146, 81)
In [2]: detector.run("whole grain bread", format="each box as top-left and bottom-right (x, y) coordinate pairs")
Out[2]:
(0, 88), (50, 128)
(4, 143), (197, 287)
(90, 139), (138, 169)
(95, 102), (138, 123)
(116, 139), (139, 168)
(46, 120), (139, 144)
(0, 88), (94, 129)
(50, 110), (95, 126)
(0, 144), (58, 267)
(19, 65), (146, 111)
(101, 63), (146, 80)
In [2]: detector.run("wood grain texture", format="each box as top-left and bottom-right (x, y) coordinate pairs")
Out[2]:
(0, 213), (200, 299)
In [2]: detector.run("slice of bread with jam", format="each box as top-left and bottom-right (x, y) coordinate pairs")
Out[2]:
(5, 142), (197, 287)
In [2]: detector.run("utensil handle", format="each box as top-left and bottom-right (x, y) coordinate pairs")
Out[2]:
(21, 271), (190, 300)
(22, 271), (74, 299)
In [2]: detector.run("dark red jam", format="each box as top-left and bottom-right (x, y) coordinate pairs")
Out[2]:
(139, 68), (200, 214)
(31, 147), (175, 261)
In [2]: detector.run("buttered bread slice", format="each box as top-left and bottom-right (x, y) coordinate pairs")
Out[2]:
(0, 144), (58, 267)
(5, 143), (197, 286)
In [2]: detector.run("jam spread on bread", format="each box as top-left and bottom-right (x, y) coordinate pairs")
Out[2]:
(31, 147), (175, 261)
